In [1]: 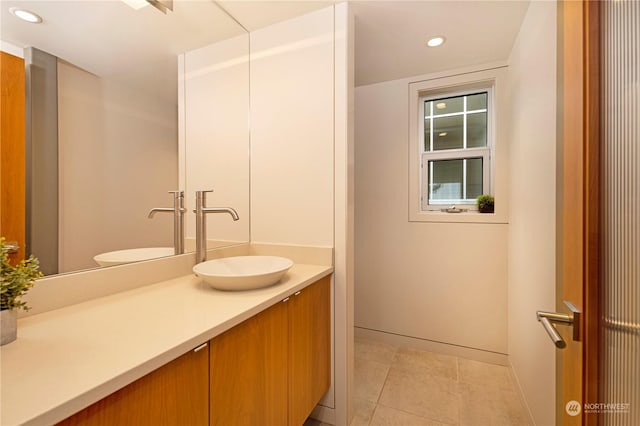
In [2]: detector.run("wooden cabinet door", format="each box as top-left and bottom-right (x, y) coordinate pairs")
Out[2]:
(57, 344), (210, 426)
(209, 301), (288, 426)
(288, 276), (331, 426)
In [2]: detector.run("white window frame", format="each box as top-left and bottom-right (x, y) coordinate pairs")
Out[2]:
(408, 66), (508, 224)
(421, 149), (491, 208)
(419, 88), (493, 210)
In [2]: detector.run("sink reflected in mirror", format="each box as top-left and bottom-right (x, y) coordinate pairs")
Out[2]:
(0, 0), (250, 276)
(93, 247), (175, 267)
(193, 256), (294, 291)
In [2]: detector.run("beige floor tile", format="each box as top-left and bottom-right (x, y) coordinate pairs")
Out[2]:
(492, 389), (531, 426)
(370, 405), (449, 426)
(458, 382), (531, 426)
(355, 339), (399, 365)
(378, 368), (459, 425)
(350, 398), (377, 426)
(458, 358), (514, 391)
(354, 358), (391, 403)
(391, 346), (458, 381)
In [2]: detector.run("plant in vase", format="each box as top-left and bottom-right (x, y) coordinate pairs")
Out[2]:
(1, 237), (43, 345)
(476, 194), (495, 213)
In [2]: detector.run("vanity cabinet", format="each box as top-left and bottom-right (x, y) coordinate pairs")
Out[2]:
(288, 275), (331, 425)
(209, 275), (331, 426)
(55, 276), (330, 426)
(56, 343), (209, 426)
(209, 295), (288, 425)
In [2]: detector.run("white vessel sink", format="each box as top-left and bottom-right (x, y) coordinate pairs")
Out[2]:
(193, 256), (294, 291)
(93, 247), (175, 267)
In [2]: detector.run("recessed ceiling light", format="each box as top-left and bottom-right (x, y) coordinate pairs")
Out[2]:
(9, 7), (43, 23)
(427, 36), (446, 48)
(436, 102), (447, 109)
(439, 132), (448, 137)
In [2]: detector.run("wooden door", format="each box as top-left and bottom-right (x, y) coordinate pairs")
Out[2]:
(56, 344), (210, 426)
(209, 301), (288, 426)
(0, 51), (26, 264)
(288, 276), (331, 426)
(557, 1), (600, 424)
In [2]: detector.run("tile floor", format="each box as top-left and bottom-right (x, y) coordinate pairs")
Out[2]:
(351, 338), (531, 426)
(305, 338), (531, 426)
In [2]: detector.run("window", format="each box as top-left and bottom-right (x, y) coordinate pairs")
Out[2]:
(420, 90), (492, 209)
(409, 67), (507, 223)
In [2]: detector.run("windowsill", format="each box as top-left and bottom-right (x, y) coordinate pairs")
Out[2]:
(409, 209), (508, 224)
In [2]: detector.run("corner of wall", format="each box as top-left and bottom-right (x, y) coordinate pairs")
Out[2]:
(506, 1), (557, 425)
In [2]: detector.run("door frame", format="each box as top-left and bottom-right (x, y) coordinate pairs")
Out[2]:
(557, 1), (600, 424)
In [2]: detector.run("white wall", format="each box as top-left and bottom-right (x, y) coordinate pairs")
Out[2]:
(250, 7), (335, 247)
(178, 7), (352, 423)
(58, 61), (177, 272)
(250, 5), (353, 425)
(355, 69), (508, 355)
(507, 2), (557, 425)
(249, 6), (354, 425)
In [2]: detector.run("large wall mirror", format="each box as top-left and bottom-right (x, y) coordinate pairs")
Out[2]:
(1, 0), (250, 276)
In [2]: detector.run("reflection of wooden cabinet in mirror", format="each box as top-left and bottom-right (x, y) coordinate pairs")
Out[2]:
(0, 51), (26, 265)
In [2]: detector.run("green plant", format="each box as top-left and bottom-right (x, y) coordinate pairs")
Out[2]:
(477, 194), (495, 212)
(1, 238), (43, 311)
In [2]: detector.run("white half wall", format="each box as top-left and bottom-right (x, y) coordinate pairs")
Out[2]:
(507, 1), (557, 425)
(249, 6), (354, 425)
(355, 68), (508, 355)
(250, 6), (335, 247)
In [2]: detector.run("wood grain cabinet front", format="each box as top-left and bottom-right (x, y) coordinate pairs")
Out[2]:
(209, 275), (331, 426)
(56, 343), (209, 426)
(288, 276), (331, 426)
(55, 276), (330, 426)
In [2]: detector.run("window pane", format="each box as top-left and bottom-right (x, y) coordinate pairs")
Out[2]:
(433, 115), (463, 150)
(467, 92), (487, 111)
(424, 118), (431, 151)
(467, 112), (487, 148)
(430, 159), (463, 202)
(466, 158), (483, 199)
(432, 96), (463, 116)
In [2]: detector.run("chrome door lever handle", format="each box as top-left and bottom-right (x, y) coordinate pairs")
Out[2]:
(538, 316), (566, 348)
(536, 301), (581, 349)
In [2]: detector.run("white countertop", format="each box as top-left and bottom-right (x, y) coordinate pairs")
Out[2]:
(0, 264), (332, 426)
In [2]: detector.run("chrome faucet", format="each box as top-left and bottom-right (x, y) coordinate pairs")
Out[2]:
(148, 190), (187, 255)
(194, 190), (239, 264)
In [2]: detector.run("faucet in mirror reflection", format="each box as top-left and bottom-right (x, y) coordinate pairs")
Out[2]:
(194, 190), (239, 264)
(148, 190), (187, 255)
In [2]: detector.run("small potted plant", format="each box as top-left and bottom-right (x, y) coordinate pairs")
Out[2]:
(1, 238), (43, 345)
(477, 194), (495, 213)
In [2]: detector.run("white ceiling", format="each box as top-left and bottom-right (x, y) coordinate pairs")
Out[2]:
(351, 1), (530, 86)
(218, 0), (335, 31)
(0, 0), (531, 97)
